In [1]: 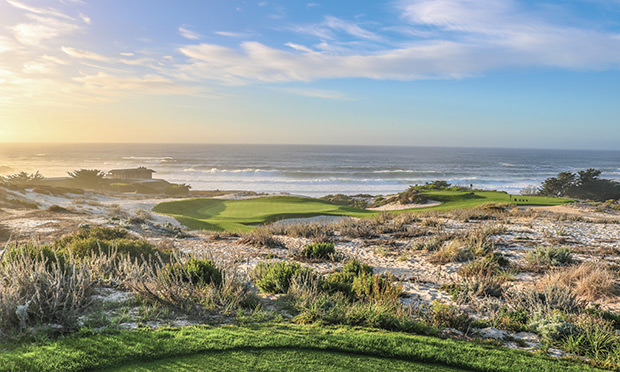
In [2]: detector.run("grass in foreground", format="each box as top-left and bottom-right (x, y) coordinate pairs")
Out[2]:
(154, 192), (572, 232)
(0, 323), (606, 372)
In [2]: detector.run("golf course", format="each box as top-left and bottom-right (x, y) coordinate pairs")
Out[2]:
(0, 324), (605, 372)
(153, 191), (572, 232)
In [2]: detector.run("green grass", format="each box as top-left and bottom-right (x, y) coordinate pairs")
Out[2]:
(153, 196), (373, 232)
(153, 192), (572, 232)
(104, 349), (464, 372)
(0, 323), (606, 372)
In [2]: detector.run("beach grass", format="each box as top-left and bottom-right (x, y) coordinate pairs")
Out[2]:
(0, 323), (605, 372)
(153, 192), (572, 232)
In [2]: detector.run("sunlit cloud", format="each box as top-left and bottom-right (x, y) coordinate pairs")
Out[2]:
(61, 46), (108, 61)
(6, 0), (75, 20)
(10, 14), (79, 46)
(281, 87), (351, 100)
(179, 26), (201, 40)
(215, 31), (253, 38)
(79, 12), (91, 24)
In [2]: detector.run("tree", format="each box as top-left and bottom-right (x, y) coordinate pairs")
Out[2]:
(68, 169), (105, 189)
(539, 169), (620, 201)
(3, 171), (44, 185)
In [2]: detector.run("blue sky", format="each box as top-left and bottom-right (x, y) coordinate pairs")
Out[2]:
(1, 0), (620, 149)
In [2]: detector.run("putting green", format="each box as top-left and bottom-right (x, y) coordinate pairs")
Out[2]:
(153, 192), (572, 232)
(153, 195), (373, 232)
(102, 348), (468, 372)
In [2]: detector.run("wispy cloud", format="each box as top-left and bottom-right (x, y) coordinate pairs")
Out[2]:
(281, 87), (351, 100)
(179, 26), (201, 40)
(215, 31), (253, 38)
(61, 46), (108, 61)
(10, 14), (80, 45)
(79, 12), (91, 24)
(290, 16), (381, 41)
(6, 0), (74, 20)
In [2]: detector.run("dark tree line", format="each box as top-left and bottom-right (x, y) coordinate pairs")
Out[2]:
(539, 168), (620, 201)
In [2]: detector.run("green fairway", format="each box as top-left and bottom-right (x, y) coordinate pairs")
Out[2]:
(153, 195), (374, 232)
(0, 324), (605, 372)
(104, 348), (467, 372)
(153, 192), (572, 232)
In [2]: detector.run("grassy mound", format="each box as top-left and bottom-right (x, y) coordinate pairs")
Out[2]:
(0, 324), (605, 372)
(153, 192), (571, 232)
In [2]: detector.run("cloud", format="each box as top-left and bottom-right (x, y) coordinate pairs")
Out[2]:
(10, 14), (80, 45)
(281, 87), (351, 100)
(0, 36), (17, 53)
(6, 0), (74, 20)
(290, 16), (381, 41)
(73, 72), (196, 95)
(215, 31), (252, 38)
(61, 46), (108, 61)
(173, 0), (620, 85)
(79, 13), (91, 24)
(179, 26), (200, 40)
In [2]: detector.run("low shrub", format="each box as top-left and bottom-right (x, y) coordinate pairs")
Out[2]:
(493, 307), (529, 332)
(252, 261), (312, 294)
(505, 285), (583, 315)
(240, 228), (282, 248)
(0, 248), (94, 333)
(298, 242), (336, 261)
(537, 263), (617, 302)
(429, 240), (475, 264)
(529, 312), (578, 345)
(2, 244), (67, 271)
(525, 246), (573, 266)
(163, 258), (223, 287)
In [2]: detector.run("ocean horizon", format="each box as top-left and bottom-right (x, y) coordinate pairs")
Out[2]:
(1, 143), (619, 197)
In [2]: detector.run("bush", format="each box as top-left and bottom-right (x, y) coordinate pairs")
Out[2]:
(525, 246), (573, 266)
(529, 312), (578, 345)
(240, 228), (282, 248)
(298, 242), (335, 260)
(164, 258), (222, 287)
(537, 263), (616, 301)
(55, 227), (164, 260)
(252, 261), (312, 294)
(0, 247), (94, 333)
(2, 244), (66, 271)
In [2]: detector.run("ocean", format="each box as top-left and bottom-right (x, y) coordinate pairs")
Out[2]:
(1, 144), (619, 197)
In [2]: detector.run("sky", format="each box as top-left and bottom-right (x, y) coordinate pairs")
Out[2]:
(1, 0), (620, 149)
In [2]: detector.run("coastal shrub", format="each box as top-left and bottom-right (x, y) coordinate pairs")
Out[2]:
(529, 312), (578, 345)
(458, 256), (502, 278)
(287, 275), (432, 335)
(336, 219), (378, 239)
(298, 242), (335, 260)
(505, 285), (583, 315)
(0, 247), (94, 333)
(126, 255), (255, 314)
(252, 261), (313, 294)
(64, 237), (160, 260)
(320, 194), (369, 209)
(493, 307), (529, 332)
(280, 222), (335, 241)
(563, 314), (619, 365)
(525, 246), (573, 266)
(537, 263), (617, 301)
(423, 300), (473, 330)
(2, 244), (67, 271)
(429, 240), (475, 264)
(413, 234), (452, 251)
(323, 260), (373, 298)
(163, 258), (223, 287)
(240, 227), (282, 248)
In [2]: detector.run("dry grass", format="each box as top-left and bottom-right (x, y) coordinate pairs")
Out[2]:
(240, 227), (283, 248)
(0, 248), (95, 333)
(537, 262), (618, 302)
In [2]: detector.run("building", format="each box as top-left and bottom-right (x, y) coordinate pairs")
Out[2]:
(106, 167), (155, 180)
